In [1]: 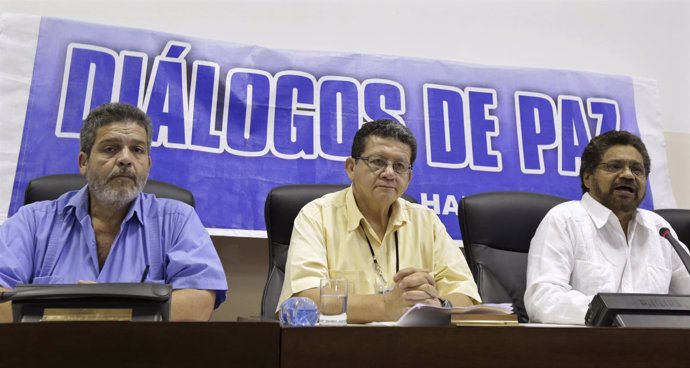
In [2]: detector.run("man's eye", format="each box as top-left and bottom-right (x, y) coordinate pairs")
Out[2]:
(393, 163), (406, 171)
(370, 159), (387, 168)
(607, 162), (623, 171)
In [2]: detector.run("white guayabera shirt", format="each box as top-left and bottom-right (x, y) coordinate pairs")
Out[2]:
(525, 193), (690, 324)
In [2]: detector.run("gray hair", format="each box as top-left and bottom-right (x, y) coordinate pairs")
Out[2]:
(80, 102), (153, 156)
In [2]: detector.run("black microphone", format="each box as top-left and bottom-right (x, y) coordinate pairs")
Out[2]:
(659, 227), (690, 277)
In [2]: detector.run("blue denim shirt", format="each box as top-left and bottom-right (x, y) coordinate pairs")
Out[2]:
(0, 186), (227, 307)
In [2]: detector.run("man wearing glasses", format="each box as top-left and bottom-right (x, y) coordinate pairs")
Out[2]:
(525, 130), (690, 324)
(278, 119), (480, 323)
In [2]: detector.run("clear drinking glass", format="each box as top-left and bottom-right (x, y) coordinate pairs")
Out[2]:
(318, 278), (348, 325)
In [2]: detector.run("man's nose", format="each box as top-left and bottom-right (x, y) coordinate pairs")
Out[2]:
(619, 165), (635, 178)
(117, 148), (133, 166)
(379, 163), (396, 178)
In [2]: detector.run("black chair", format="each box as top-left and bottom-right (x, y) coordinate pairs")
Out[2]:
(24, 174), (195, 208)
(458, 191), (567, 322)
(654, 209), (690, 246)
(260, 184), (417, 319)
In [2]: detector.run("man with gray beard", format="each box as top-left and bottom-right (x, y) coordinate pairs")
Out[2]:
(0, 103), (227, 322)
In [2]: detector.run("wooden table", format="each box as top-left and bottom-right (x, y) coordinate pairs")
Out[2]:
(2, 322), (689, 367)
(0, 321), (280, 368)
(281, 325), (690, 368)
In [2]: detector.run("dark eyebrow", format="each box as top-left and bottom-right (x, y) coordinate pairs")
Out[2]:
(97, 138), (147, 147)
(368, 154), (410, 162)
(607, 159), (642, 164)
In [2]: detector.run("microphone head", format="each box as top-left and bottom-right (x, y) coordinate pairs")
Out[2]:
(659, 227), (671, 238)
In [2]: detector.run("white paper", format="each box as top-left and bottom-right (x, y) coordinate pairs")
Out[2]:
(390, 303), (514, 327)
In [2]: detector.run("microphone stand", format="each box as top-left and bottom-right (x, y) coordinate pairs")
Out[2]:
(660, 227), (690, 277)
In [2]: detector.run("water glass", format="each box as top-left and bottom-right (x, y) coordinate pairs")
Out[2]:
(319, 278), (348, 325)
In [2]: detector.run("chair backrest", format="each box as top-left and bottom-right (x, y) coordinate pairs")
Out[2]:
(458, 191), (567, 322)
(24, 174), (195, 208)
(654, 208), (690, 246)
(260, 184), (417, 319)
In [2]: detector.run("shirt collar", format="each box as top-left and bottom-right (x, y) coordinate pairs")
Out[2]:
(62, 185), (145, 225)
(125, 193), (145, 225)
(581, 192), (650, 231)
(62, 185), (89, 220)
(345, 185), (408, 233)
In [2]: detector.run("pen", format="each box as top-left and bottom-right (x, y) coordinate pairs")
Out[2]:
(140, 265), (150, 283)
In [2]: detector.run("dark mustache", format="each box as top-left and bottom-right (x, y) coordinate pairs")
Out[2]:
(612, 179), (637, 192)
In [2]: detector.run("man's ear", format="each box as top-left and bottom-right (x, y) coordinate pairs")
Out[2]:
(78, 152), (88, 176)
(345, 157), (356, 181)
(582, 171), (593, 191)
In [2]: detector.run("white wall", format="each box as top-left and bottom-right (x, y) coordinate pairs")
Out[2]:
(2, 0), (689, 320)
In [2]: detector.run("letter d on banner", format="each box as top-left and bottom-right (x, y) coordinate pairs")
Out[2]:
(56, 44), (118, 138)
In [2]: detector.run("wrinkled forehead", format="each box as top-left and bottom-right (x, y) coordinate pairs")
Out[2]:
(362, 136), (412, 161)
(601, 144), (643, 163)
(95, 121), (148, 143)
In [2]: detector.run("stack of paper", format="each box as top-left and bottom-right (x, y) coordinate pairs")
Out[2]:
(393, 303), (517, 327)
(450, 304), (518, 326)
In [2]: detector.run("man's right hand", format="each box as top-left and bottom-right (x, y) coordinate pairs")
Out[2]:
(382, 267), (441, 320)
(295, 267), (443, 323)
(395, 267), (439, 304)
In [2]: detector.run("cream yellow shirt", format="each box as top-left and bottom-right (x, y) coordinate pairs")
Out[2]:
(277, 186), (480, 311)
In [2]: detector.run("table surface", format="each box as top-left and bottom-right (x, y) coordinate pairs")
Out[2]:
(282, 324), (690, 368)
(2, 322), (689, 368)
(0, 321), (280, 368)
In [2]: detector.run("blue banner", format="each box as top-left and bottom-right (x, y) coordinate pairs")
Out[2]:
(5, 16), (656, 239)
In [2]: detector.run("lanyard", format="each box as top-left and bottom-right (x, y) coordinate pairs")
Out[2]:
(360, 224), (399, 289)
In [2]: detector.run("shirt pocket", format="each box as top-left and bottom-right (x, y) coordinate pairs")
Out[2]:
(329, 269), (367, 295)
(31, 275), (65, 285)
(571, 220), (596, 262)
(571, 259), (612, 294)
(645, 263), (672, 293)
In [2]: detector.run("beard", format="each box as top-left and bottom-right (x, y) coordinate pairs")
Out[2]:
(589, 178), (645, 215)
(86, 167), (148, 209)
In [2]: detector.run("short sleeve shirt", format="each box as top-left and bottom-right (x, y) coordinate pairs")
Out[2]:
(0, 186), (228, 308)
(277, 186), (480, 311)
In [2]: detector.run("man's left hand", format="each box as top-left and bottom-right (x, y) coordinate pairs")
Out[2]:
(393, 267), (441, 306)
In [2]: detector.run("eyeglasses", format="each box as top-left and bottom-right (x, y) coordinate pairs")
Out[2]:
(354, 156), (412, 175)
(597, 160), (647, 178)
